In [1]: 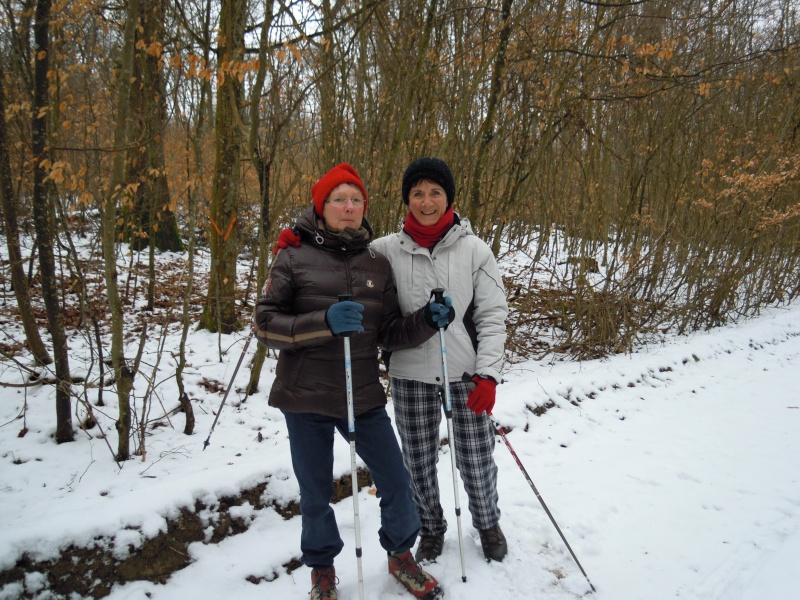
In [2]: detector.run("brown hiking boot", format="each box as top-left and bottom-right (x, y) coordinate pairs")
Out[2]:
(309, 566), (338, 600)
(414, 533), (445, 562)
(388, 551), (444, 599)
(478, 524), (508, 562)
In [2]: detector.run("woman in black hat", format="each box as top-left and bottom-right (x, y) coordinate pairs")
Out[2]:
(371, 157), (509, 565)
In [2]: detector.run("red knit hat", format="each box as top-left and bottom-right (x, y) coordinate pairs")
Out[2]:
(311, 163), (369, 217)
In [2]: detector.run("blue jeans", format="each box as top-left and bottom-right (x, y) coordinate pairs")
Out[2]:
(283, 407), (421, 568)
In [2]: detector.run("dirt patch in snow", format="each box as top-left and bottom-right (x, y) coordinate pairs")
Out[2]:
(0, 470), (372, 599)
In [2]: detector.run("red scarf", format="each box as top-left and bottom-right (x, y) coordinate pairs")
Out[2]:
(403, 207), (455, 248)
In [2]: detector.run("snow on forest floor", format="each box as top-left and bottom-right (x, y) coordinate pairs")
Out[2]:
(1, 240), (800, 600)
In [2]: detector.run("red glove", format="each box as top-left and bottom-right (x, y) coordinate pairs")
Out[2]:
(272, 228), (300, 255)
(466, 375), (496, 416)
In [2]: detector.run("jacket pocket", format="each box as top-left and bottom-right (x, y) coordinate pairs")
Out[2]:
(276, 350), (305, 391)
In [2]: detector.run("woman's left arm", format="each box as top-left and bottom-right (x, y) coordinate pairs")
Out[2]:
(471, 242), (508, 383)
(376, 263), (439, 352)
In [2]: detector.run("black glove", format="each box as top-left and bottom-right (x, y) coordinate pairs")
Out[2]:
(424, 296), (455, 329)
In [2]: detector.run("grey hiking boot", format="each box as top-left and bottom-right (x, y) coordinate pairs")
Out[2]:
(309, 566), (338, 600)
(414, 533), (445, 562)
(478, 524), (508, 562)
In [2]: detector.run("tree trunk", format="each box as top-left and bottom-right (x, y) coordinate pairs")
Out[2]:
(244, 1), (276, 394)
(0, 50), (51, 367)
(247, 157), (271, 395)
(124, 0), (183, 255)
(467, 0), (513, 230)
(175, 0), (213, 432)
(199, 0), (245, 334)
(318, 0), (340, 164)
(103, 0), (141, 461)
(32, 0), (72, 442)
(375, 0), (438, 204)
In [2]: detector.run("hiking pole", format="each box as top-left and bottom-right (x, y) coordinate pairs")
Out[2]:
(339, 294), (365, 600)
(203, 244), (285, 451)
(202, 330), (253, 450)
(497, 424), (596, 592)
(461, 374), (596, 592)
(432, 288), (468, 583)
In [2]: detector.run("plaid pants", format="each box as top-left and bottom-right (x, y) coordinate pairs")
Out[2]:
(391, 377), (500, 535)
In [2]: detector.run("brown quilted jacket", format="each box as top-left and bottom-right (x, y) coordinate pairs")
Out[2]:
(254, 206), (436, 418)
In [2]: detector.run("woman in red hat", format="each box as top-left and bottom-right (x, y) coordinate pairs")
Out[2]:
(254, 163), (450, 600)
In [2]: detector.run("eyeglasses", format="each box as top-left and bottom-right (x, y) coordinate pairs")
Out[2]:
(325, 197), (365, 207)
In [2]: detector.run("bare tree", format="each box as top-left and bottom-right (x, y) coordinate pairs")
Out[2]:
(32, 0), (73, 443)
(125, 0), (184, 256)
(102, 0), (141, 460)
(0, 50), (51, 367)
(199, 0), (246, 335)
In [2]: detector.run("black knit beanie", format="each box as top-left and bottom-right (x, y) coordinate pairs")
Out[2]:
(401, 157), (456, 207)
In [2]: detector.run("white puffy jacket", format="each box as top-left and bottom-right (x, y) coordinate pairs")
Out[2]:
(371, 217), (507, 385)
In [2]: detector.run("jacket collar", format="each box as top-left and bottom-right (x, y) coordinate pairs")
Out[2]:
(397, 212), (472, 252)
(295, 205), (374, 252)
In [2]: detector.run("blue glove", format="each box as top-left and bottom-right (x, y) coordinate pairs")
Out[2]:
(326, 301), (365, 335)
(424, 296), (455, 329)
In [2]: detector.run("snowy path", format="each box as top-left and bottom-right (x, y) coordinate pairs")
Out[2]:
(2, 307), (800, 599)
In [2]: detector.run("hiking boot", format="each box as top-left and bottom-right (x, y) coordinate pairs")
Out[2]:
(310, 566), (338, 600)
(388, 551), (444, 599)
(414, 534), (445, 562)
(478, 524), (508, 562)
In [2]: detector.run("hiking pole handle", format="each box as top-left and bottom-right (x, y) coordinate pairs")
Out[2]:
(338, 294), (355, 338)
(432, 287), (445, 305)
(339, 294), (356, 430)
(462, 371), (476, 390)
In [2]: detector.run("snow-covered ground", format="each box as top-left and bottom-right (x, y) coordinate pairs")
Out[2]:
(2, 248), (800, 599)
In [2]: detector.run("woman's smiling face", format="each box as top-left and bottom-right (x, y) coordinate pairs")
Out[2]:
(408, 180), (448, 226)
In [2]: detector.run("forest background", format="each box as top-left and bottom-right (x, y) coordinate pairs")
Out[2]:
(1, 0), (799, 464)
